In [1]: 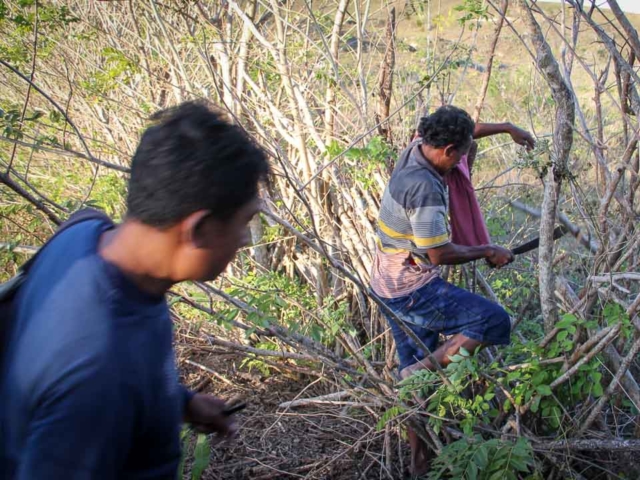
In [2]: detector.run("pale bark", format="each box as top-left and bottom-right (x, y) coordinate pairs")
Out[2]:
(472, 0), (508, 123)
(607, 0), (640, 60)
(520, 1), (575, 332)
(323, 0), (349, 142)
(375, 7), (396, 142)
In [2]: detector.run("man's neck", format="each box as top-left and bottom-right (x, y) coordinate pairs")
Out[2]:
(418, 144), (448, 176)
(99, 221), (174, 297)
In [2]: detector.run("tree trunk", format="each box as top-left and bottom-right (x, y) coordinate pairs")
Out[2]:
(375, 7), (396, 142)
(520, 1), (575, 332)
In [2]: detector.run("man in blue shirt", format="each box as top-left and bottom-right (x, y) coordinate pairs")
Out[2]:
(0, 101), (270, 479)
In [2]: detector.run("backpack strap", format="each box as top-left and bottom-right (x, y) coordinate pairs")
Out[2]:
(1, 208), (113, 363)
(19, 208), (113, 275)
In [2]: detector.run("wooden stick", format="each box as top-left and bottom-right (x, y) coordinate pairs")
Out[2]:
(534, 438), (640, 452)
(184, 359), (235, 386)
(578, 334), (640, 434)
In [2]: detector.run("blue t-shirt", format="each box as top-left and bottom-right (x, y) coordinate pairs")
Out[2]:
(1, 219), (190, 479)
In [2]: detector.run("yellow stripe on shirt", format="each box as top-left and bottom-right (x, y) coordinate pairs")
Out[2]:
(378, 219), (449, 248)
(413, 233), (449, 248)
(377, 218), (414, 240)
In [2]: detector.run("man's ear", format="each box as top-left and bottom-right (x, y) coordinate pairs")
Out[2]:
(443, 144), (456, 159)
(180, 210), (211, 249)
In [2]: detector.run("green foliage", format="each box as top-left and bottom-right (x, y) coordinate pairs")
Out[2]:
(395, 311), (608, 438)
(375, 405), (406, 431)
(427, 436), (536, 480)
(190, 434), (211, 480)
(262, 224), (285, 243)
(515, 139), (552, 178)
(177, 429), (211, 480)
(329, 136), (393, 189)
(501, 313), (607, 428)
(221, 271), (353, 346)
(0, 1), (78, 67)
(240, 340), (279, 376)
(81, 47), (140, 96)
(454, 0), (489, 28)
(603, 302), (633, 339)
(544, 313), (577, 357)
(398, 349), (499, 435)
(0, 105), (24, 139)
(90, 172), (126, 218)
(248, 58), (280, 86)
(491, 269), (537, 317)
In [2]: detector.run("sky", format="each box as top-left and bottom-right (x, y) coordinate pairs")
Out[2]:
(539, 0), (640, 14)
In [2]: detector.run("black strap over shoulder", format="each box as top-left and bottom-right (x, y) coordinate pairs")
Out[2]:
(1, 208), (113, 368)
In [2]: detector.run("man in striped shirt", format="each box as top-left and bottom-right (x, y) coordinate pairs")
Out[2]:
(371, 105), (513, 381)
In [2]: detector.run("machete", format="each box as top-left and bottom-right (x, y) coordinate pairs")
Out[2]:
(222, 402), (247, 416)
(511, 225), (569, 256)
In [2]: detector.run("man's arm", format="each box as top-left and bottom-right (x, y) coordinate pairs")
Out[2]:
(407, 190), (513, 268)
(426, 242), (512, 267)
(474, 122), (535, 150)
(16, 346), (131, 479)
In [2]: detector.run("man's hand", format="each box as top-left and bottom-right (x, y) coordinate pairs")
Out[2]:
(486, 245), (514, 268)
(184, 393), (239, 440)
(508, 125), (535, 151)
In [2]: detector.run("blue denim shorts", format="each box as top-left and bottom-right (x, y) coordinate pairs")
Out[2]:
(379, 277), (511, 371)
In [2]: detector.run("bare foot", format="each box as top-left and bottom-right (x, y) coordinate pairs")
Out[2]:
(407, 426), (431, 476)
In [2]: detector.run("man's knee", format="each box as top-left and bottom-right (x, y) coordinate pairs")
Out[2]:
(487, 304), (511, 343)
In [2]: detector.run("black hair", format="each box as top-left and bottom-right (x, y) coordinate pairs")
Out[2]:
(417, 105), (475, 150)
(127, 101), (270, 227)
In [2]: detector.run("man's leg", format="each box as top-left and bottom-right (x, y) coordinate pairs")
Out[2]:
(377, 293), (440, 476)
(400, 333), (483, 379)
(398, 278), (511, 379)
(378, 293), (440, 374)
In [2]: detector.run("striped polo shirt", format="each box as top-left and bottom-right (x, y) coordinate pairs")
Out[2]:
(370, 141), (450, 298)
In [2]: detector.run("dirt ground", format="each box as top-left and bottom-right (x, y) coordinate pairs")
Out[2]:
(177, 337), (409, 480)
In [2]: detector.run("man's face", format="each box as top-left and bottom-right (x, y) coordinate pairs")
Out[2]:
(179, 198), (259, 282)
(420, 136), (472, 175)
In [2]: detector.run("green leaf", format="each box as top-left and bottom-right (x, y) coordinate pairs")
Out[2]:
(549, 406), (562, 428)
(191, 434), (210, 480)
(467, 460), (478, 480)
(556, 314), (577, 329)
(506, 371), (521, 382)
(375, 406), (405, 431)
(592, 381), (603, 397)
(511, 457), (531, 472)
(532, 371), (547, 385)
(473, 446), (489, 468)
(536, 385), (552, 396)
(489, 471), (504, 480)
(531, 395), (541, 413)
(176, 428), (191, 480)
